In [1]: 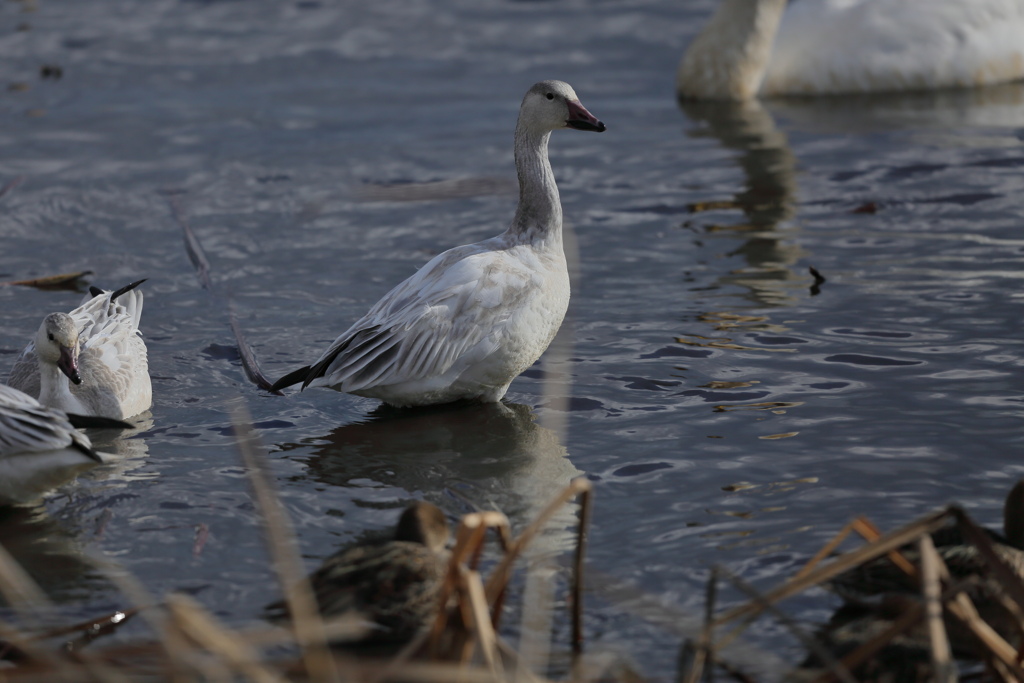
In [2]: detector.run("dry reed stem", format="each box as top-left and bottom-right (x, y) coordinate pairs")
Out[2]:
(680, 566), (718, 683)
(165, 593), (285, 683)
(484, 478), (592, 606)
(0, 541), (51, 619)
(917, 535), (955, 683)
(571, 484), (592, 655)
(460, 565), (500, 676)
(231, 401), (337, 683)
(954, 508), (1024, 615)
(851, 516), (920, 578)
(814, 603), (923, 683)
(718, 566), (858, 683)
(790, 519), (859, 583)
(711, 507), (952, 630)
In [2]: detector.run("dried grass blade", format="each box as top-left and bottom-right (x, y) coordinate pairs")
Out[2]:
(852, 517), (918, 579)
(791, 519), (857, 582)
(571, 483), (592, 655)
(484, 479), (591, 605)
(944, 591), (1024, 678)
(681, 567), (718, 683)
(918, 535), (955, 682)
(953, 507), (1024, 612)
(461, 567), (499, 676)
(0, 542), (51, 619)
(80, 550), (194, 676)
(165, 593), (285, 683)
(712, 507), (952, 628)
(823, 603), (923, 683)
(231, 401), (337, 683)
(717, 566), (858, 683)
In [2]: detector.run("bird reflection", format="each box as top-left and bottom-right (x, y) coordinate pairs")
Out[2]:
(678, 82), (1024, 311)
(280, 401), (582, 550)
(680, 98), (806, 308)
(0, 417), (152, 507)
(0, 504), (106, 607)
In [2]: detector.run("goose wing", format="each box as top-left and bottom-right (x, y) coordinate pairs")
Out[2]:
(297, 241), (534, 393)
(0, 384), (96, 459)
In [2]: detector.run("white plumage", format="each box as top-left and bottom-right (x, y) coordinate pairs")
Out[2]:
(678, 0), (1024, 100)
(0, 383), (108, 504)
(8, 281), (153, 420)
(272, 80), (605, 407)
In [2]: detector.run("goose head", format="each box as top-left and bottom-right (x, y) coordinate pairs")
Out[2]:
(520, 80), (606, 135)
(35, 313), (82, 385)
(394, 501), (450, 553)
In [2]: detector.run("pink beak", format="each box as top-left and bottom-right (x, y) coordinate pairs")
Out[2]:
(566, 100), (606, 132)
(58, 345), (82, 385)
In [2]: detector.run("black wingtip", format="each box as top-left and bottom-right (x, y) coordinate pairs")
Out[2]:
(109, 278), (147, 302)
(270, 365), (313, 392)
(69, 439), (106, 463)
(66, 414), (135, 430)
(90, 279), (148, 302)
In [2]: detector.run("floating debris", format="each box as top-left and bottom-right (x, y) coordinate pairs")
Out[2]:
(0, 270), (92, 290)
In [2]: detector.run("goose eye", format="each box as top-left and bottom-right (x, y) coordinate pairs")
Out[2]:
(545, 93), (554, 100)
(47, 333), (54, 341)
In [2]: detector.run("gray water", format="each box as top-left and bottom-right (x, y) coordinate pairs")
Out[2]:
(2, 0), (1024, 678)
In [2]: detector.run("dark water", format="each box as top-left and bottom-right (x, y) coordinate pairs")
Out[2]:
(2, 0), (1024, 678)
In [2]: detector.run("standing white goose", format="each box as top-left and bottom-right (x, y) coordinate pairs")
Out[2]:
(8, 280), (153, 420)
(677, 0), (1024, 100)
(271, 80), (605, 407)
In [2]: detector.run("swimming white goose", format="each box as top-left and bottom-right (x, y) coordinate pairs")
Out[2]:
(7, 280), (153, 420)
(271, 80), (605, 407)
(677, 0), (1024, 100)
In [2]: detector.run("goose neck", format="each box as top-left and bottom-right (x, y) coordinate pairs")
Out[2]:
(508, 125), (562, 243)
(37, 359), (70, 405)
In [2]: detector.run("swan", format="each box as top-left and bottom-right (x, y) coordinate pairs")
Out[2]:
(677, 0), (1024, 100)
(8, 280), (153, 419)
(265, 501), (450, 643)
(271, 80), (605, 407)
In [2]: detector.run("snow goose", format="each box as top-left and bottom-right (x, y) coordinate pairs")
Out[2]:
(8, 280), (152, 420)
(271, 80), (605, 407)
(677, 0), (1024, 100)
(0, 383), (133, 504)
(265, 501), (450, 643)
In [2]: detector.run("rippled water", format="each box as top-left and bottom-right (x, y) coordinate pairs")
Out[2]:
(2, 0), (1024, 678)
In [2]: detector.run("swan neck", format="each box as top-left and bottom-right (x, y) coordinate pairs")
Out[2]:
(677, 0), (788, 100)
(508, 124), (561, 243)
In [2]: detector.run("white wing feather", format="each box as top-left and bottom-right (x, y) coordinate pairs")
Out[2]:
(307, 239), (535, 394)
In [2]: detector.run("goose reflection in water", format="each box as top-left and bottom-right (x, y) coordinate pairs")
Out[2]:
(0, 417), (153, 507)
(0, 502), (116, 610)
(278, 401), (582, 551)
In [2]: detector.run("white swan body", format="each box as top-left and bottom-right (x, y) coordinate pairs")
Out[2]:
(8, 281), (152, 419)
(678, 0), (1024, 100)
(272, 80), (605, 408)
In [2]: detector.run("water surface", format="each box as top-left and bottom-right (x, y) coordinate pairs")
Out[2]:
(2, 0), (1024, 677)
